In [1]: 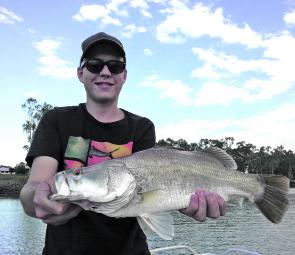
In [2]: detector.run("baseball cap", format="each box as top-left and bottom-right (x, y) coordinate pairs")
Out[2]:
(80, 32), (125, 63)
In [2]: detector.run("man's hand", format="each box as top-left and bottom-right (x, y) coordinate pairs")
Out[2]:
(33, 178), (82, 225)
(180, 189), (226, 222)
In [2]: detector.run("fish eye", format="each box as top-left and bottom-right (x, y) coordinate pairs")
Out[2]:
(73, 168), (81, 176)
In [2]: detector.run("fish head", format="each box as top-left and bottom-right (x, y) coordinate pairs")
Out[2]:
(52, 160), (136, 204)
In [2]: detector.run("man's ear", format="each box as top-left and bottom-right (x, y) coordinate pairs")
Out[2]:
(123, 69), (127, 83)
(77, 67), (83, 82)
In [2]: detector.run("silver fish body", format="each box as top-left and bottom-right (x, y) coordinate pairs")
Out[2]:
(51, 147), (289, 239)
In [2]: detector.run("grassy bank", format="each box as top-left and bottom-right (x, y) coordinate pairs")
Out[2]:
(0, 175), (28, 198)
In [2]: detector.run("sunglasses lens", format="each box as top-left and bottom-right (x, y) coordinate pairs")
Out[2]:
(107, 61), (125, 74)
(85, 59), (104, 73)
(83, 59), (125, 74)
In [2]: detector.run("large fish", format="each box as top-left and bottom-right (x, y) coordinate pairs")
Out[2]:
(50, 147), (289, 239)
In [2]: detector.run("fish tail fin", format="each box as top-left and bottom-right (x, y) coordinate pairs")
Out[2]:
(255, 175), (289, 223)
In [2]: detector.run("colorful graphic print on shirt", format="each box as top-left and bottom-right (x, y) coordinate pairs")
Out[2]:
(63, 136), (133, 169)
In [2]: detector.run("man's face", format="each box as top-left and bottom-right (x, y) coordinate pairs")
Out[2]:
(77, 52), (127, 105)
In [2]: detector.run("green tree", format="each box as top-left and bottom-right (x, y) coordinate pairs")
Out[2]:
(14, 162), (29, 175)
(221, 137), (235, 152)
(157, 138), (178, 148)
(22, 98), (53, 151)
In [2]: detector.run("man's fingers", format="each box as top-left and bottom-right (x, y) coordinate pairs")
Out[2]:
(42, 205), (82, 225)
(35, 200), (71, 219)
(192, 189), (207, 222)
(46, 177), (57, 194)
(180, 193), (199, 216)
(180, 189), (226, 222)
(206, 193), (220, 219)
(33, 182), (71, 218)
(217, 194), (226, 216)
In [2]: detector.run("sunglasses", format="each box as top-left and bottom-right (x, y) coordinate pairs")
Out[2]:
(81, 58), (126, 74)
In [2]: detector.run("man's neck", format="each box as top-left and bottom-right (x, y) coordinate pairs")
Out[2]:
(85, 101), (124, 123)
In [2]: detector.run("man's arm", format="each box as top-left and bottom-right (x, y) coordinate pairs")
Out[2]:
(20, 156), (82, 225)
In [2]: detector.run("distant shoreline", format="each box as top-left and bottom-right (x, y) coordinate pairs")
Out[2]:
(0, 175), (27, 198)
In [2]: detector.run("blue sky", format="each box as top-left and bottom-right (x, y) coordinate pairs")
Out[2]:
(1, 0), (295, 166)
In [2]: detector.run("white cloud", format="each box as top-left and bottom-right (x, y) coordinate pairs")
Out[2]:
(28, 28), (35, 34)
(156, 2), (262, 48)
(194, 82), (249, 106)
(139, 74), (255, 106)
(73, 0), (156, 25)
(121, 24), (147, 38)
(156, 119), (233, 142)
(130, 0), (149, 9)
(34, 39), (76, 80)
(138, 2), (295, 105)
(0, 6), (23, 24)
(140, 74), (193, 106)
(140, 62), (292, 106)
(242, 78), (292, 101)
(144, 48), (153, 56)
(230, 103), (295, 150)
(106, 0), (129, 16)
(73, 4), (122, 26)
(284, 10), (295, 26)
(148, 0), (168, 3)
(156, 103), (295, 151)
(190, 31), (295, 103)
(34, 39), (61, 55)
(130, 0), (152, 17)
(191, 64), (226, 80)
(262, 32), (295, 82)
(192, 48), (261, 75)
(263, 31), (295, 60)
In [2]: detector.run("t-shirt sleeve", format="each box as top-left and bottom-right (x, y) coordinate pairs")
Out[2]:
(132, 117), (156, 153)
(25, 108), (62, 167)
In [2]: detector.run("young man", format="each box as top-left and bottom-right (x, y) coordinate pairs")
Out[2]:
(20, 32), (225, 255)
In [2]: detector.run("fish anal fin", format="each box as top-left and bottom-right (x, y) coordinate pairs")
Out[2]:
(227, 195), (244, 207)
(137, 213), (174, 240)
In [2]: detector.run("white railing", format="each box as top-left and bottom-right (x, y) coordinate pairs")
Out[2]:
(150, 245), (262, 255)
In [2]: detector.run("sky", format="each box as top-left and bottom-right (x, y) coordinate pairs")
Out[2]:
(1, 0), (295, 167)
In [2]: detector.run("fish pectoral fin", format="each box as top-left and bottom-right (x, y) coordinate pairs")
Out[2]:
(137, 213), (174, 240)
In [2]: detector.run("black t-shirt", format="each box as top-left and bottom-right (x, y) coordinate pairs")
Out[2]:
(26, 103), (156, 255)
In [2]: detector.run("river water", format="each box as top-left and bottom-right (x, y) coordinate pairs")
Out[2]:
(0, 191), (294, 255)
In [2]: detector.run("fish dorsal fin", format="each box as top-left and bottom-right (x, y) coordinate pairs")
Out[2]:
(137, 213), (174, 240)
(205, 147), (237, 171)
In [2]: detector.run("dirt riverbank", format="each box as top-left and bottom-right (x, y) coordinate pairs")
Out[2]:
(0, 175), (28, 198)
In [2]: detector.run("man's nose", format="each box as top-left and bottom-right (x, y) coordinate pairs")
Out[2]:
(99, 65), (112, 76)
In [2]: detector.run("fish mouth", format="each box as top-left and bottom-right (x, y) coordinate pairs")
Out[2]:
(54, 172), (71, 197)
